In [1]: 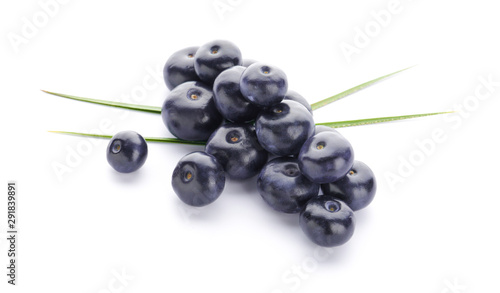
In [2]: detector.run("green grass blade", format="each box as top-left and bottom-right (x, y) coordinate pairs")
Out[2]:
(49, 131), (205, 145)
(310, 66), (415, 111)
(43, 66), (413, 114)
(42, 90), (162, 114)
(141, 137), (205, 145)
(49, 111), (452, 144)
(316, 111), (453, 128)
(44, 66), (412, 114)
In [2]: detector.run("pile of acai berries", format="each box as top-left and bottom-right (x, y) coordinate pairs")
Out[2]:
(106, 40), (376, 248)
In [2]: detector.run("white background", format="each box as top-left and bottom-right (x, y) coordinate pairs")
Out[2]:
(1, 0), (499, 292)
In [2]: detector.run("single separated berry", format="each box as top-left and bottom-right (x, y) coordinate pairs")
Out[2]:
(300, 195), (355, 247)
(240, 62), (288, 107)
(172, 151), (225, 207)
(163, 46), (200, 90)
(255, 100), (315, 156)
(107, 131), (148, 173)
(161, 81), (223, 141)
(257, 157), (319, 214)
(298, 131), (354, 184)
(284, 90), (312, 114)
(205, 123), (268, 180)
(194, 40), (242, 84)
(321, 160), (376, 211)
(213, 66), (260, 123)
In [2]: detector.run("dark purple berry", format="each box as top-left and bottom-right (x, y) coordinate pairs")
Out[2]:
(241, 59), (257, 67)
(194, 40), (242, 84)
(300, 195), (355, 247)
(107, 131), (148, 173)
(172, 151), (225, 207)
(284, 90), (312, 114)
(314, 125), (340, 135)
(321, 160), (376, 211)
(161, 81), (223, 141)
(163, 46), (200, 90)
(257, 157), (319, 214)
(298, 131), (354, 184)
(240, 62), (288, 107)
(213, 66), (260, 123)
(205, 123), (268, 180)
(255, 100), (315, 156)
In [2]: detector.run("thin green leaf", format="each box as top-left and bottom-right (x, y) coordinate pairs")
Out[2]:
(316, 111), (453, 128)
(49, 111), (453, 145)
(49, 131), (205, 146)
(310, 66), (415, 111)
(42, 90), (162, 114)
(43, 66), (414, 114)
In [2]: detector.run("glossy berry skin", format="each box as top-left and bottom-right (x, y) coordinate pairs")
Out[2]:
(163, 46), (200, 90)
(321, 160), (376, 211)
(172, 151), (225, 207)
(299, 195), (355, 247)
(240, 62), (288, 107)
(314, 125), (340, 135)
(298, 131), (354, 184)
(107, 131), (148, 173)
(284, 90), (312, 114)
(194, 40), (242, 84)
(213, 66), (260, 123)
(205, 123), (268, 180)
(161, 81), (223, 141)
(255, 100), (315, 156)
(257, 157), (319, 214)
(241, 59), (257, 67)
